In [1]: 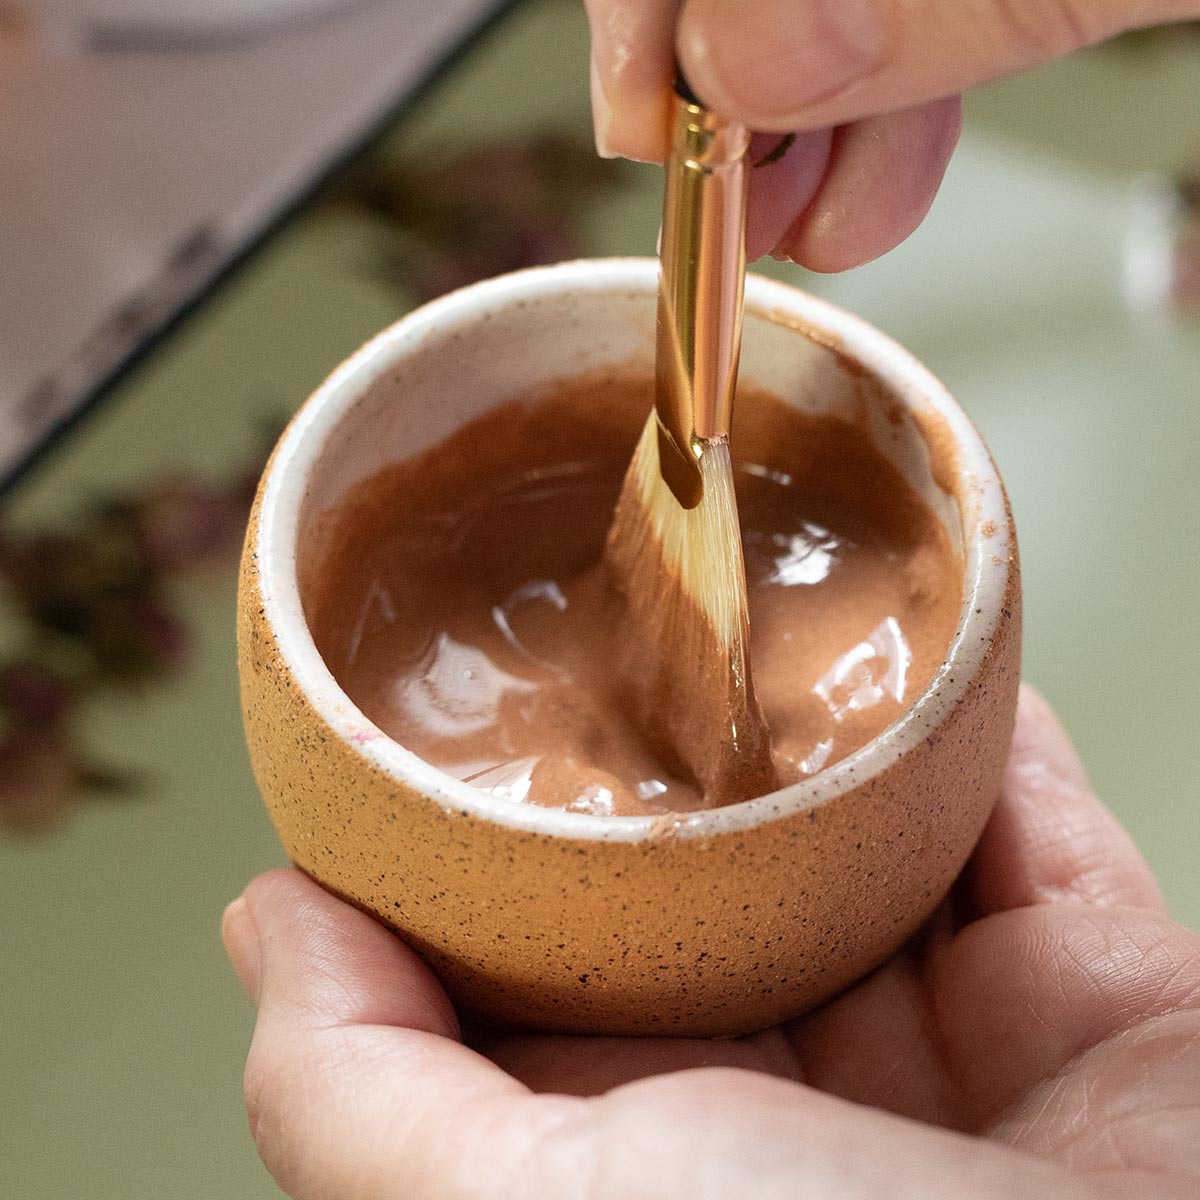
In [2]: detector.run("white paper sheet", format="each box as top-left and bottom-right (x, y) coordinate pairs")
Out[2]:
(0, 0), (504, 483)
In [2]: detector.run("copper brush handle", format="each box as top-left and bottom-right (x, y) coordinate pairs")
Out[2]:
(654, 75), (750, 510)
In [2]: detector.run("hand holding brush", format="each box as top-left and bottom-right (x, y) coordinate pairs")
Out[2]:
(606, 78), (777, 806)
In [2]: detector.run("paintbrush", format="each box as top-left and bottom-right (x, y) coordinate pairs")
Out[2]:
(605, 79), (778, 806)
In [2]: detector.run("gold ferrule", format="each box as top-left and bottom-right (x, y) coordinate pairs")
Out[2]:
(654, 95), (750, 509)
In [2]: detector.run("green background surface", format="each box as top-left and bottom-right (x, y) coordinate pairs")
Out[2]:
(2, 3), (1198, 1196)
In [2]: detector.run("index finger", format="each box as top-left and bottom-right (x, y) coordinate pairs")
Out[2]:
(676, 0), (1198, 133)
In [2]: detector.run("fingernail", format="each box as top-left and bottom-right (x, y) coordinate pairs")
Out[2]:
(590, 56), (617, 160)
(222, 897), (262, 1003)
(680, 0), (885, 125)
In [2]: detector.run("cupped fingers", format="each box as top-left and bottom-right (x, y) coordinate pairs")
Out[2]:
(772, 96), (962, 271)
(967, 685), (1167, 917)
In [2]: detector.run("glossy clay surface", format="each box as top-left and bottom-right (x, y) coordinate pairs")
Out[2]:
(307, 379), (963, 817)
(239, 262), (1020, 1036)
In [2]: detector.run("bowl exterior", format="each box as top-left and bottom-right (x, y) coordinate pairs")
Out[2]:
(239, 496), (1020, 1037)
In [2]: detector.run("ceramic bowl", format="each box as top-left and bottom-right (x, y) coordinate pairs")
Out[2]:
(238, 259), (1021, 1037)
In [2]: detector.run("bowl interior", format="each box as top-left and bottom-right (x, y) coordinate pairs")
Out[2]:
(260, 260), (1007, 841)
(295, 272), (965, 602)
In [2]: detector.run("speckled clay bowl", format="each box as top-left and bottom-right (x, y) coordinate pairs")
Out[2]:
(238, 258), (1020, 1037)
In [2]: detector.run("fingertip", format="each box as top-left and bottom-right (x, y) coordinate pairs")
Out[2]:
(775, 98), (961, 271)
(1005, 682), (1094, 808)
(221, 895), (261, 1003)
(601, 89), (674, 164)
(589, 56), (618, 159)
(968, 685), (1166, 916)
(585, 0), (677, 162)
(240, 864), (319, 914)
(1009, 682), (1089, 789)
(745, 128), (833, 262)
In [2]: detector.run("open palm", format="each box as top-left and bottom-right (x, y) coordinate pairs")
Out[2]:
(224, 687), (1200, 1199)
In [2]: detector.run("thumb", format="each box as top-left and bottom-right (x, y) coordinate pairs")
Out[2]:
(222, 870), (534, 1200)
(678, 0), (1200, 132)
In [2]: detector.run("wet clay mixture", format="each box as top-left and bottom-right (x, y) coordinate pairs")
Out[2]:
(307, 375), (963, 816)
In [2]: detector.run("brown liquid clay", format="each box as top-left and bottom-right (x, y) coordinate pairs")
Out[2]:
(307, 375), (963, 817)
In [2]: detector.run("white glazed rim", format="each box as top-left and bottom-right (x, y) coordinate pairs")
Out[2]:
(255, 258), (1012, 842)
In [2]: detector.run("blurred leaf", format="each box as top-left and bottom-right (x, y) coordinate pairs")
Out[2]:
(77, 764), (158, 800)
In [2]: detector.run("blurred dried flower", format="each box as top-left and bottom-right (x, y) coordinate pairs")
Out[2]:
(0, 728), (76, 832)
(0, 661), (75, 729)
(328, 132), (629, 303)
(0, 131), (621, 832)
(134, 475), (250, 571)
(0, 427), (276, 831)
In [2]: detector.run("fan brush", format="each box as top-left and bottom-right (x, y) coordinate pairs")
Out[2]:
(605, 80), (777, 806)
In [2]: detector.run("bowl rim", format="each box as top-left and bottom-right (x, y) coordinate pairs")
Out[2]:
(251, 257), (1014, 842)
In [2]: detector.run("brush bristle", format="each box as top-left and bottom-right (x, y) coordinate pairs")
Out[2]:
(604, 412), (777, 805)
(625, 413), (749, 648)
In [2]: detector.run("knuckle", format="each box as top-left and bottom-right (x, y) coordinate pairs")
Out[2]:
(472, 1096), (597, 1200)
(243, 1032), (316, 1199)
(242, 1039), (272, 1149)
(243, 1037), (286, 1172)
